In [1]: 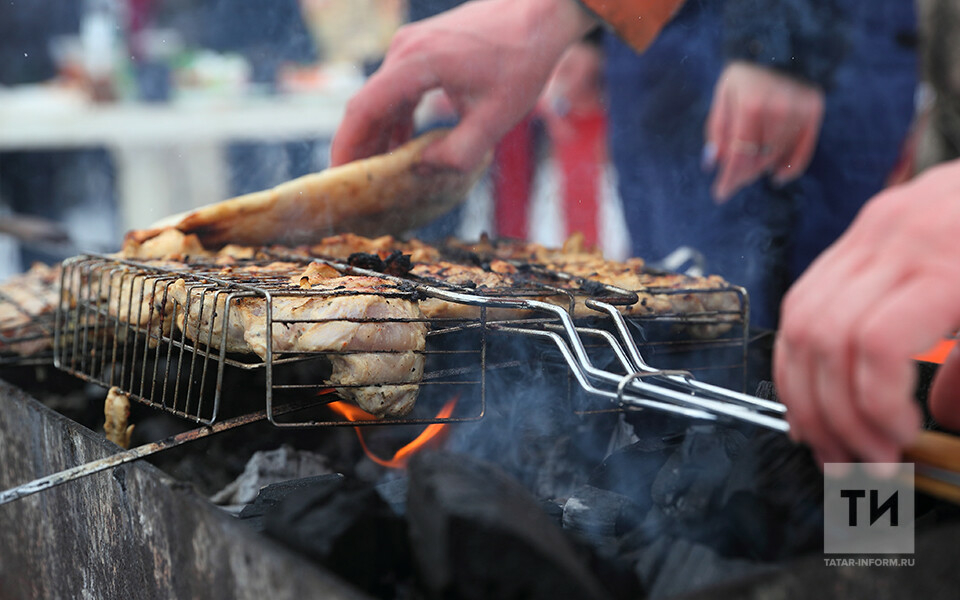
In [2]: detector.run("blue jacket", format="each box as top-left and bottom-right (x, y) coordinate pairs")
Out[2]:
(605, 0), (916, 328)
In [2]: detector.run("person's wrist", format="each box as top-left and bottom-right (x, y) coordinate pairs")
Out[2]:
(519, 0), (599, 59)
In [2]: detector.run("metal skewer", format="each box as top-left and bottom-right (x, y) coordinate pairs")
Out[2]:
(0, 400), (317, 507)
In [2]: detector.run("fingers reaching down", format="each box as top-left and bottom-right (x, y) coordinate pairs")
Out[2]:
(330, 0), (596, 171)
(705, 62), (825, 203)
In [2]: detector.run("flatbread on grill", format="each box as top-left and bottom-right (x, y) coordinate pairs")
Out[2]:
(127, 130), (488, 249)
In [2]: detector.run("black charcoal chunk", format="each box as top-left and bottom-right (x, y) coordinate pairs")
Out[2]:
(263, 476), (411, 597)
(629, 537), (774, 600)
(717, 431), (824, 559)
(210, 444), (332, 506)
(407, 451), (610, 600)
(238, 473), (344, 531)
(651, 426), (747, 522)
(563, 485), (645, 541)
(589, 435), (682, 514)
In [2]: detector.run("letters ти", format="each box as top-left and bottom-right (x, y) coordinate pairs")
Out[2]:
(840, 489), (899, 526)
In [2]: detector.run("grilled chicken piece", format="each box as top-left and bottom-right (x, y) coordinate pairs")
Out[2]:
(443, 233), (612, 266)
(104, 386), (134, 448)
(303, 232), (738, 324)
(266, 292), (426, 418)
(305, 234), (531, 319)
(445, 234), (740, 330)
(119, 228), (212, 261)
(97, 259), (184, 344)
(107, 231), (275, 344)
(409, 261), (535, 320)
(119, 228), (267, 265)
(0, 262), (60, 355)
(126, 130), (489, 248)
(168, 262), (305, 354)
(309, 233), (441, 264)
(170, 262), (427, 418)
(544, 258), (739, 318)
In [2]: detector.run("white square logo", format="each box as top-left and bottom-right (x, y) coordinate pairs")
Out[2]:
(823, 463), (914, 555)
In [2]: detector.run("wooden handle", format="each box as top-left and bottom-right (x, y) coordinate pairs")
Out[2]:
(904, 430), (960, 505)
(914, 474), (960, 505)
(904, 430), (960, 472)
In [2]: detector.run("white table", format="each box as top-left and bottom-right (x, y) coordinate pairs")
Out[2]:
(0, 88), (351, 232)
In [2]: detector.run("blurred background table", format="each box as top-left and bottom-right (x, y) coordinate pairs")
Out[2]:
(0, 87), (350, 232)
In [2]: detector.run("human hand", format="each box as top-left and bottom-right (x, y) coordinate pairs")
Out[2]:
(704, 61), (825, 203)
(537, 42), (605, 143)
(330, 0), (597, 172)
(774, 159), (960, 469)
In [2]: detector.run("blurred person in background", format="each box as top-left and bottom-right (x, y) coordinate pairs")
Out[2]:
(0, 0), (117, 272)
(607, 0), (916, 329)
(200, 0), (404, 196)
(911, 0), (960, 173)
(332, 0), (917, 331)
(0, 1), (80, 85)
(300, 0), (404, 70)
(537, 34), (609, 250)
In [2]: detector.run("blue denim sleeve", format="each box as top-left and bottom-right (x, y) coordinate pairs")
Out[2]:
(723, 0), (848, 88)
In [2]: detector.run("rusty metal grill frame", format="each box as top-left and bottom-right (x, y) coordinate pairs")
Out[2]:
(53, 249), (750, 428)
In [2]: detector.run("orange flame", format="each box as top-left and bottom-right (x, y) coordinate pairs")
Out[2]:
(327, 397), (458, 469)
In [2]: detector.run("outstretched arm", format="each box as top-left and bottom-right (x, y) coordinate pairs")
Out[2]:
(330, 0), (686, 172)
(330, 0), (598, 171)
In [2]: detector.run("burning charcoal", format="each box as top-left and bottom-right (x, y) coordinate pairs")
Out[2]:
(562, 485), (645, 542)
(651, 426), (747, 522)
(263, 476), (411, 597)
(589, 435), (683, 515)
(238, 474), (344, 531)
(406, 451), (610, 600)
(622, 409), (689, 444)
(717, 431), (824, 560)
(539, 499), (565, 526)
(627, 536), (774, 600)
(210, 444), (332, 506)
